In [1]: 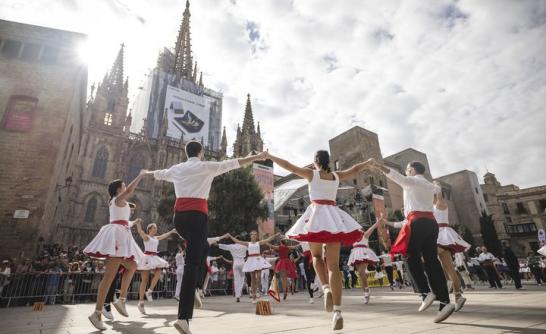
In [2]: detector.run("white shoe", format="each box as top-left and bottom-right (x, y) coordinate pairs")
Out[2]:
(145, 290), (153, 302)
(309, 298), (314, 304)
(364, 289), (371, 305)
(198, 289), (205, 298)
(323, 287), (333, 312)
(88, 312), (106, 331)
(194, 290), (202, 308)
(454, 297), (466, 312)
(112, 299), (129, 317)
(332, 311), (343, 330)
(174, 296), (180, 301)
(137, 302), (146, 314)
(102, 307), (114, 321)
(174, 319), (193, 334)
(434, 303), (455, 323)
(419, 293), (436, 312)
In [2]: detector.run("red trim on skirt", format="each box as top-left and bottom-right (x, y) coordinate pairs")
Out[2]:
(111, 220), (129, 226)
(438, 223), (449, 228)
(353, 244), (368, 248)
(390, 211), (435, 257)
(144, 251), (158, 255)
(311, 199), (336, 206)
(438, 243), (468, 254)
(248, 253), (260, 257)
(83, 251), (135, 262)
(351, 259), (377, 266)
(174, 197), (208, 215)
(275, 259), (298, 278)
(289, 229), (363, 246)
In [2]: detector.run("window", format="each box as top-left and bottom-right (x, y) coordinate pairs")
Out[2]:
(41, 46), (59, 64)
(506, 223), (537, 235)
(369, 176), (375, 185)
(505, 216), (512, 223)
(92, 147), (108, 178)
(334, 160), (340, 170)
(21, 43), (40, 61)
(538, 199), (546, 213)
(516, 202), (527, 214)
(483, 194), (488, 202)
(127, 154), (145, 183)
(1, 95), (38, 132)
(1, 40), (22, 58)
(502, 202), (510, 215)
(84, 197), (98, 223)
(379, 180), (384, 188)
(104, 113), (113, 126)
(353, 179), (357, 185)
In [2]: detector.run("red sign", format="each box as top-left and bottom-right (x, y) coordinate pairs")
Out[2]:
(2, 96), (38, 132)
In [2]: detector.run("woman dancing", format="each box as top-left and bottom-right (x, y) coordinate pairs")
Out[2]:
(266, 150), (370, 330)
(135, 222), (177, 314)
(84, 172), (146, 330)
(265, 239), (299, 301)
(347, 219), (382, 304)
(230, 231), (278, 303)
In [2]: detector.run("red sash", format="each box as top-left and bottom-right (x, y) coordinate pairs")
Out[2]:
(144, 251), (157, 256)
(174, 198), (208, 215)
(248, 253), (260, 257)
(354, 245), (368, 249)
(311, 200), (336, 206)
(390, 211), (435, 257)
(438, 223), (449, 228)
(111, 220), (129, 226)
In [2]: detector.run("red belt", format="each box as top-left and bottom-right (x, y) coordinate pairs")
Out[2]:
(354, 245), (368, 249)
(438, 223), (449, 228)
(248, 254), (260, 257)
(111, 220), (129, 226)
(174, 197), (208, 214)
(390, 211), (435, 257)
(144, 251), (157, 256)
(312, 200), (336, 206)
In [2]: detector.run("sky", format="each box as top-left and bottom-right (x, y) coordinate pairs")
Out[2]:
(1, 0), (545, 188)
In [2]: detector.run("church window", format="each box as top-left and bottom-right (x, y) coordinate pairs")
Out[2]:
(127, 154), (145, 184)
(104, 113), (113, 126)
(92, 147), (108, 178)
(84, 197), (98, 223)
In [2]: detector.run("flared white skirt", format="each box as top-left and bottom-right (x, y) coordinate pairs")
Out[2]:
(84, 223), (144, 262)
(348, 246), (379, 266)
(286, 203), (363, 245)
(437, 226), (471, 253)
(243, 256), (272, 272)
(138, 254), (169, 271)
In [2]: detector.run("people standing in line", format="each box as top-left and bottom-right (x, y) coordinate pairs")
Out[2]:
(144, 141), (266, 334)
(478, 246), (503, 289)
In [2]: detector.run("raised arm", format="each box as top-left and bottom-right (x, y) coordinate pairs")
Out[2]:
(336, 159), (373, 182)
(363, 219), (382, 239)
(157, 228), (177, 241)
(135, 219), (149, 241)
(259, 233), (280, 245)
(435, 184), (448, 210)
(265, 242), (279, 250)
(267, 152), (313, 181)
(115, 170), (147, 205)
(229, 235), (249, 246)
(237, 151), (268, 167)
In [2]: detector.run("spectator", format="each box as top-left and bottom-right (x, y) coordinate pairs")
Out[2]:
(44, 262), (63, 305)
(527, 251), (544, 285)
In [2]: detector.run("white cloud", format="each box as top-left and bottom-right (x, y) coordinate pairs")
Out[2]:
(1, 0), (544, 188)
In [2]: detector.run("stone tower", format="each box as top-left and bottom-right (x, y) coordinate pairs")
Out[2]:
(233, 94), (263, 157)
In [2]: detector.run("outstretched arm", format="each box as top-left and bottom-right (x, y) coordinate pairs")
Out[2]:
(229, 235), (249, 246)
(265, 242), (279, 250)
(364, 219), (383, 239)
(336, 159), (373, 182)
(157, 228), (177, 241)
(135, 219), (149, 241)
(259, 233), (280, 245)
(267, 152), (313, 181)
(115, 170), (147, 205)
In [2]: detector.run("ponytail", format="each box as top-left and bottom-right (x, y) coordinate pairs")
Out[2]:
(314, 150), (331, 173)
(108, 179), (123, 201)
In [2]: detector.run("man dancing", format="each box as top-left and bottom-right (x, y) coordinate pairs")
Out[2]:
(369, 160), (455, 322)
(145, 141), (265, 334)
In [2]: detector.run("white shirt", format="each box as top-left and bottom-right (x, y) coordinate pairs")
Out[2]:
(454, 253), (466, 267)
(385, 169), (441, 214)
(153, 157), (240, 199)
(395, 261), (404, 271)
(478, 252), (495, 262)
(219, 243), (248, 260)
(207, 237), (220, 245)
(176, 252), (185, 273)
(380, 254), (392, 266)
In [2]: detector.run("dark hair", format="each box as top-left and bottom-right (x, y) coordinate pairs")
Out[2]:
(108, 179), (123, 200)
(315, 150), (331, 172)
(185, 141), (203, 158)
(409, 161), (426, 175)
(128, 203), (136, 209)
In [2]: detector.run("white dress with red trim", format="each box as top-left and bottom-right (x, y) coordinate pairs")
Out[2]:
(286, 170), (363, 245)
(434, 206), (471, 254)
(84, 197), (144, 262)
(348, 237), (379, 266)
(138, 236), (169, 270)
(243, 242), (272, 272)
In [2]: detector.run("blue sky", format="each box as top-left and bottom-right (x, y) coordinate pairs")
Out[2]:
(1, 0), (545, 188)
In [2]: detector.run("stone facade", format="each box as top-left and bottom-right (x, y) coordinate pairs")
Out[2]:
(0, 20), (87, 257)
(481, 172), (546, 256)
(384, 148), (433, 181)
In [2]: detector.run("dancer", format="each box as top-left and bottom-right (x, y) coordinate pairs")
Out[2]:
(454, 252), (474, 290)
(230, 231), (278, 303)
(478, 246), (503, 288)
(265, 239), (299, 301)
(379, 251), (395, 290)
(267, 150), (368, 330)
(300, 241), (317, 304)
(145, 142), (266, 334)
(433, 188), (470, 311)
(135, 222), (177, 314)
(196, 236), (228, 302)
(218, 235), (247, 302)
(261, 251), (278, 295)
(84, 173), (146, 330)
(347, 219), (381, 304)
(175, 243), (186, 301)
(369, 159), (455, 323)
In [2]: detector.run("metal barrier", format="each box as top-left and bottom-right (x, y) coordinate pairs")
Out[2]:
(0, 271), (228, 308)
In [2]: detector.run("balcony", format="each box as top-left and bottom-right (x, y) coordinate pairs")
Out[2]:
(505, 223), (537, 236)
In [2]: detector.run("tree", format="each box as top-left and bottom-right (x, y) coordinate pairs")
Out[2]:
(157, 167), (268, 237)
(479, 210), (502, 257)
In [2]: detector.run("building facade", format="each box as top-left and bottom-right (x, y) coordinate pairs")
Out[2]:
(0, 20), (87, 257)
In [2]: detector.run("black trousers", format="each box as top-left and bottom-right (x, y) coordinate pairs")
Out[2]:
(483, 265), (502, 288)
(303, 255), (316, 298)
(406, 218), (449, 303)
(530, 266), (543, 284)
(385, 266), (394, 286)
(174, 211), (208, 320)
(507, 262), (522, 289)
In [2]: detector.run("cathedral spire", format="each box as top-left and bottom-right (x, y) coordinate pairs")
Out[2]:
(198, 72), (203, 87)
(220, 126), (227, 158)
(173, 0), (193, 79)
(242, 94), (255, 135)
(107, 43), (125, 94)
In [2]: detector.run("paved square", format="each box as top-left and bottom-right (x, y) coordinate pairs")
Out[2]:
(1, 284), (544, 334)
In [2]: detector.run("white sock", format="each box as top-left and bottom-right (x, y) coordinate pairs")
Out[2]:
(333, 305), (341, 312)
(147, 288), (152, 293)
(138, 300), (144, 305)
(322, 284), (330, 290)
(119, 297), (126, 302)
